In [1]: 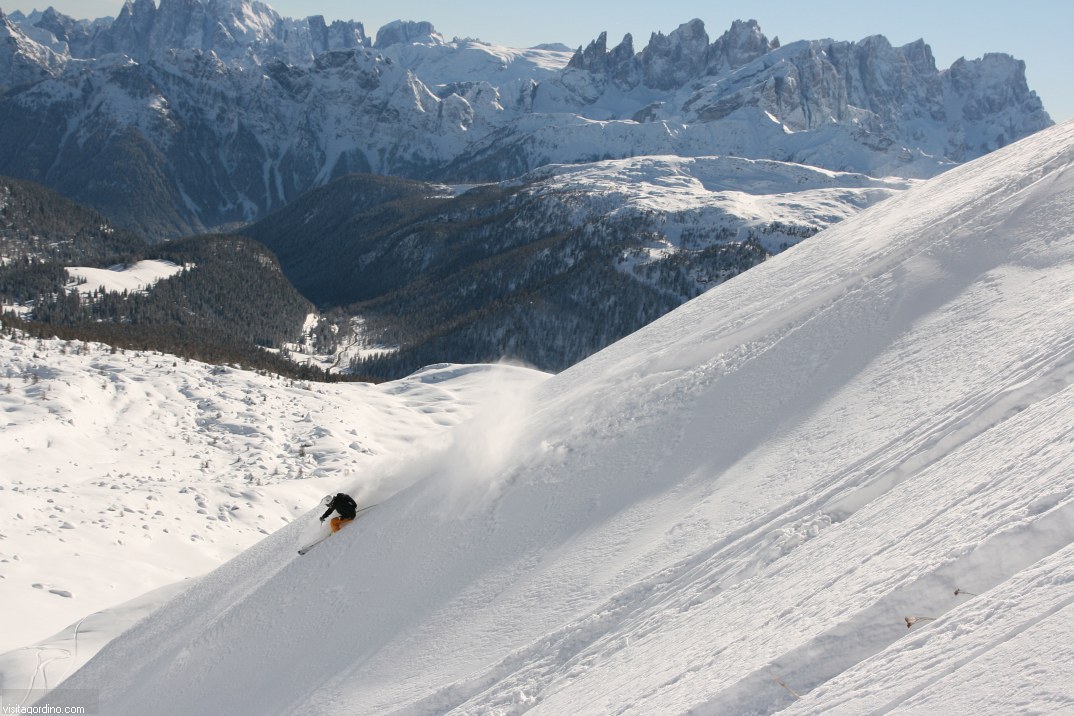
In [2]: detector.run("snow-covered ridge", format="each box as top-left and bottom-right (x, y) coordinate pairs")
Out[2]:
(41, 120), (1074, 713)
(514, 154), (911, 257)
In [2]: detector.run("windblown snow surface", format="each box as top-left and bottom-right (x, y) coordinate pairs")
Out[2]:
(44, 121), (1074, 713)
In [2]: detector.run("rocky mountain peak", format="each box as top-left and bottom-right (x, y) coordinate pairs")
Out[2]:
(79, 0), (368, 63)
(566, 18), (774, 92)
(898, 37), (936, 73)
(640, 18), (711, 89)
(374, 20), (442, 49)
(93, 0), (156, 58)
(707, 19), (771, 74)
(941, 52), (1048, 160)
(0, 9), (67, 83)
(565, 30), (639, 91)
(306, 14), (368, 54)
(35, 7), (77, 40)
(567, 31), (607, 70)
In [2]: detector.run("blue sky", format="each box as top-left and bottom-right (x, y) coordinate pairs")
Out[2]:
(11, 1), (1072, 121)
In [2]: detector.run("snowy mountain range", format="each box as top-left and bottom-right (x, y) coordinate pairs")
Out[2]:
(0, 1), (1052, 237)
(8, 114), (1073, 714)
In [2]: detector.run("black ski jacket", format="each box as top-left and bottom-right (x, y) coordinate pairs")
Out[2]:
(321, 493), (358, 521)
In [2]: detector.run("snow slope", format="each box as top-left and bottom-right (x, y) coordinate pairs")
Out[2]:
(0, 338), (547, 684)
(0, 578), (194, 700)
(66, 260), (186, 295)
(47, 120), (1074, 713)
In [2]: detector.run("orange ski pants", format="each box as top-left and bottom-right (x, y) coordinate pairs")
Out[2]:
(330, 517), (353, 533)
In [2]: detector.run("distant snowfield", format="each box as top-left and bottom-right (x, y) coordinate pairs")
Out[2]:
(522, 155), (913, 252)
(65, 260), (186, 295)
(1, 261), (187, 319)
(13, 119), (1074, 713)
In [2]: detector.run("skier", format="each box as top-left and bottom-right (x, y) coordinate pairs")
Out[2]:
(320, 492), (359, 533)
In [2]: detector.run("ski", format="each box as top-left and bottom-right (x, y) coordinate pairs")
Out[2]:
(297, 535), (330, 555)
(297, 503), (379, 555)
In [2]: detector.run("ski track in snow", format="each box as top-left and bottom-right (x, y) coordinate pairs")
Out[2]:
(400, 339), (1074, 714)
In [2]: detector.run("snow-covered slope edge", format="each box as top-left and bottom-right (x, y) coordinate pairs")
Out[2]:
(51, 120), (1074, 714)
